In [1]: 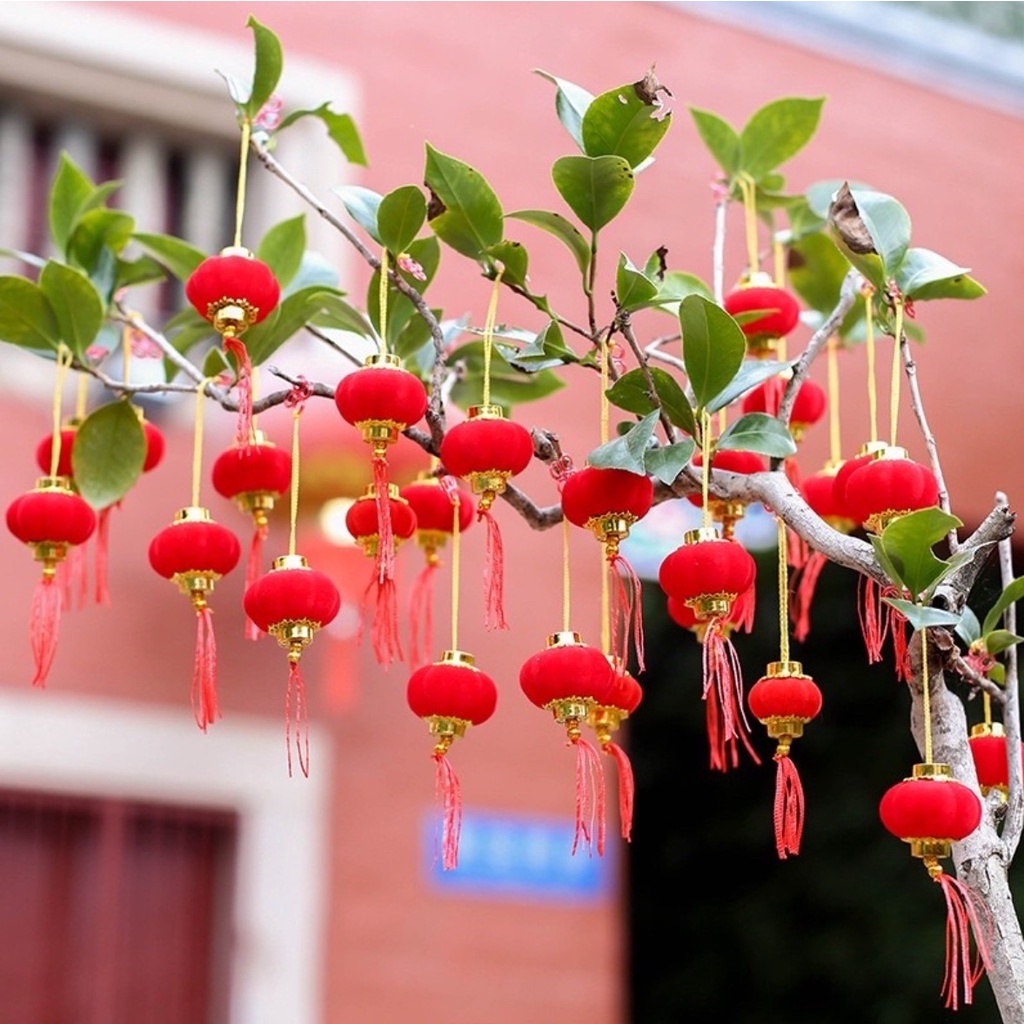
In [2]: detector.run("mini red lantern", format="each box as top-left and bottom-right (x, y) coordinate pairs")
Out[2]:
(687, 449), (766, 539)
(561, 465), (653, 672)
(399, 474), (475, 667)
(879, 763), (992, 1009)
(520, 632), (616, 855)
(723, 272), (802, 358)
(659, 528), (760, 772)
(244, 554), (341, 776)
(35, 425), (78, 477)
(345, 483), (418, 668)
(667, 591), (751, 639)
(406, 648), (497, 870)
(440, 404), (534, 630)
(741, 375), (827, 442)
(969, 722), (1024, 799)
(148, 506), (241, 731)
(7, 476), (96, 687)
(211, 430), (292, 639)
(185, 246), (281, 447)
(748, 661), (823, 858)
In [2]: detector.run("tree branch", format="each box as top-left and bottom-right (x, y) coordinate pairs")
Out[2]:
(999, 518), (1024, 860)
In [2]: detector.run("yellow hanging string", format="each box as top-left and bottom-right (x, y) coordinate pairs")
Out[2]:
(450, 486), (462, 651)
(251, 365), (261, 436)
(191, 377), (215, 508)
(481, 265), (504, 409)
(233, 118), (252, 249)
(737, 174), (759, 275)
(600, 334), (611, 446)
(777, 516), (791, 663)
(700, 409), (712, 530)
(827, 336), (842, 465)
(864, 287), (878, 444)
(49, 345), (73, 478)
(600, 542), (610, 656)
(288, 405), (302, 557)
(562, 516), (572, 634)
(772, 237), (786, 289)
(983, 690), (992, 727)
(75, 372), (88, 423)
(122, 321), (132, 389)
(922, 627), (933, 763)
(599, 333), (612, 653)
(889, 300), (905, 448)
(378, 249), (390, 357)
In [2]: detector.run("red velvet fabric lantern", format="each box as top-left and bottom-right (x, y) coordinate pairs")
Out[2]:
(659, 528), (760, 772)
(345, 484), (417, 668)
(722, 272), (801, 357)
(244, 554), (341, 777)
(969, 723), (1024, 798)
(148, 507), (241, 731)
(440, 404), (534, 630)
(687, 449), (766, 538)
(741, 376), (827, 441)
(520, 632), (616, 855)
(843, 446), (939, 536)
(561, 465), (654, 672)
(406, 649), (497, 870)
(35, 426), (78, 477)
(748, 661), (823, 858)
(7, 477), (97, 687)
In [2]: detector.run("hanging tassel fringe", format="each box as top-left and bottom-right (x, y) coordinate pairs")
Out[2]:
(223, 336), (254, 447)
(432, 750), (462, 871)
(787, 524), (808, 571)
(480, 507), (508, 631)
(792, 549), (827, 643)
(408, 559), (438, 668)
(191, 606), (220, 731)
(244, 522), (268, 641)
(372, 454), (395, 584)
(30, 574), (61, 687)
(935, 871), (993, 1011)
(857, 574), (889, 664)
(571, 735), (607, 857)
(59, 543), (89, 612)
(887, 590), (911, 683)
(702, 618), (760, 772)
(285, 658), (310, 778)
(94, 505), (114, 606)
(609, 553), (645, 673)
(360, 575), (403, 668)
(733, 585), (756, 634)
(603, 740), (635, 842)
(773, 752), (805, 859)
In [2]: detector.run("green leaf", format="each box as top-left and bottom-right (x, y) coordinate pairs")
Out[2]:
(955, 605), (981, 646)
(391, 308), (436, 365)
(848, 188), (912, 277)
(616, 253), (658, 311)
(552, 155), (634, 233)
(679, 294), (745, 409)
(447, 339), (564, 410)
(71, 399), (145, 509)
(424, 144), (504, 258)
(868, 535), (904, 592)
(310, 294), (375, 339)
(39, 261), (104, 360)
(507, 209), (590, 279)
(644, 439), (696, 485)
(244, 16), (283, 118)
(48, 153), (95, 258)
(485, 240), (529, 289)
(883, 597), (962, 632)
(878, 507), (963, 598)
(256, 215), (306, 290)
(581, 82), (671, 169)
(716, 412), (797, 458)
(495, 320), (577, 373)
(739, 97), (825, 181)
(587, 410), (659, 474)
(647, 270), (714, 313)
(367, 236), (440, 343)
(378, 185), (427, 255)
(982, 629), (1023, 657)
(534, 70), (593, 149)
(895, 247), (986, 301)
(705, 359), (795, 414)
(605, 366), (696, 436)
(982, 576), (1024, 636)
(115, 254), (167, 292)
(333, 185), (383, 244)
(689, 107), (740, 176)
(278, 103), (367, 166)
(789, 231), (859, 319)
(242, 285), (345, 365)
(68, 209), (134, 281)
(0, 276), (60, 350)
(132, 232), (205, 280)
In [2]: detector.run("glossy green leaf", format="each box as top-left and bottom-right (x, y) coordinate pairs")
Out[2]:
(310, 294), (375, 339)
(789, 232), (858, 319)
(48, 154), (96, 258)
(507, 209), (591, 279)
(424, 144), (504, 258)
(378, 185), (427, 255)
(447, 339), (564, 410)
(256, 215), (306, 290)
(982, 576), (1024, 636)
(689, 107), (740, 176)
(605, 366), (696, 437)
(485, 240), (529, 289)
(990, 663), (1007, 685)
(391, 308), (437, 366)
(0, 276), (59, 350)
(243, 285), (345, 365)
(115, 254), (167, 292)
(983, 629), (1024, 657)
(39, 261), (104, 360)
(132, 232), (205, 280)
(244, 16), (283, 117)
(647, 270), (714, 313)
(877, 507), (963, 598)
(367, 236), (441, 343)
(645, 439), (696, 485)
(285, 250), (341, 295)
(552, 155), (634, 233)
(955, 605), (981, 646)
(68, 208), (134, 280)
(278, 103), (367, 166)
(71, 399), (145, 509)
(739, 97), (825, 181)
(581, 82), (671, 169)
(535, 70), (593, 149)
(587, 410), (659, 474)
(847, 188), (912, 277)
(896, 247), (986, 301)
(679, 294), (745, 410)
(495, 320), (577, 373)
(705, 359), (794, 414)
(616, 253), (658, 311)
(716, 412), (797, 458)
(883, 597), (962, 632)
(332, 185), (382, 243)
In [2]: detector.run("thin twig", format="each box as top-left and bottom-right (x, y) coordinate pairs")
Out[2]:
(944, 645), (1008, 704)
(712, 196), (727, 304)
(998, 498), (1023, 859)
(305, 325), (364, 368)
(619, 311), (676, 444)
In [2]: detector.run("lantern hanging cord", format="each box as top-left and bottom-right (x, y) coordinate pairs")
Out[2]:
(737, 173), (759, 274)
(450, 485), (462, 651)
(191, 377), (216, 508)
(601, 539), (610, 656)
(378, 249), (390, 357)
(284, 377), (314, 558)
(75, 370), (88, 423)
(922, 626), (933, 764)
(49, 345), (73, 478)
(777, 516), (791, 663)
(864, 285), (878, 444)
(481, 263), (504, 409)
(122, 319), (132, 390)
(562, 516), (571, 634)
(772, 236), (785, 289)
(827, 336), (842, 465)
(701, 409), (712, 530)
(233, 117), (252, 249)
(889, 299), (905, 448)
(983, 690), (992, 727)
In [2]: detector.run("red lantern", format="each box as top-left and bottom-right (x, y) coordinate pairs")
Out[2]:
(561, 465), (653, 672)
(244, 554), (341, 776)
(345, 483), (417, 668)
(741, 376), (827, 442)
(687, 449), (766, 539)
(723, 272), (801, 357)
(211, 430), (292, 639)
(185, 246), (281, 447)
(659, 528), (760, 772)
(969, 722), (1024, 798)
(748, 661), (823, 858)
(148, 506), (241, 731)
(7, 476), (96, 687)
(399, 475), (475, 667)
(35, 425), (78, 477)
(406, 648), (497, 870)
(667, 591), (751, 639)
(440, 404), (534, 630)
(520, 632), (616, 855)
(879, 763), (991, 1009)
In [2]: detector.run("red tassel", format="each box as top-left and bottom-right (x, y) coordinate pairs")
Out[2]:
(702, 618), (760, 772)
(244, 523), (268, 641)
(886, 589), (911, 683)
(604, 741), (635, 842)
(94, 505), (114, 606)
(360, 574), (403, 668)
(787, 524), (808, 571)
(479, 507), (508, 631)
(609, 552), (645, 673)
(191, 606), (220, 731)
(408, 559), (438, 668)
(733, 585), (756, 634)
(372, 454), (395, 584)
(432, 750), (462, 871)
(935, 871), (993, 1010)
(572, 735), (607, 857)
(30, 574), (61, 688)
(773, 752), (805, 859)
(58, 543), (89, 612)
(285, 658), (310, 778)
(223, 336), (254, 447)
(857, 574), (888, 664)
(792, 549), (827, 643)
